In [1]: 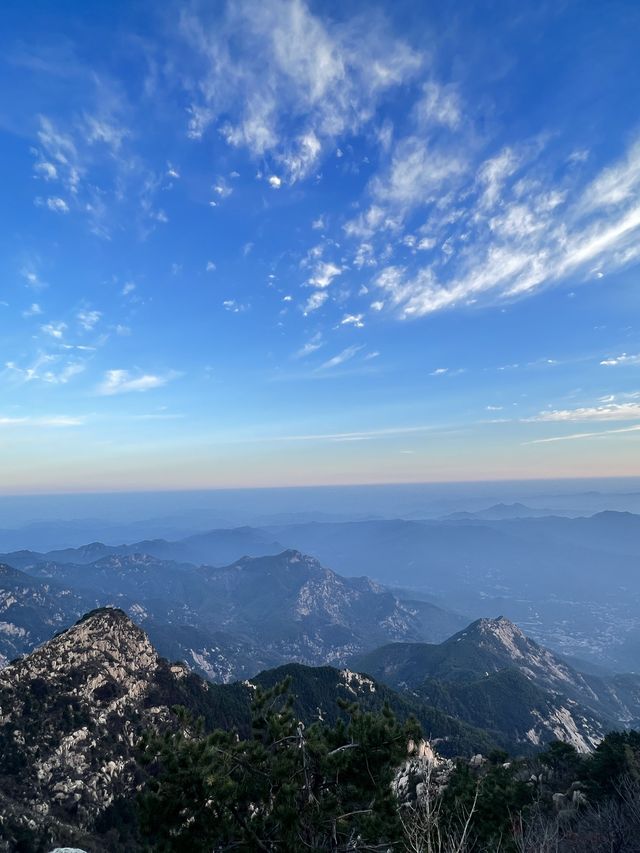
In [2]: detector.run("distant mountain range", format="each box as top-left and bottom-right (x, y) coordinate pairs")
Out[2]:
(440, 502), (574, 520)
(261, 511), (640, 669)
(0, 562), (98, 666)
(0, 549), (465, 680)
(353, 616), (640, 752)
(3, 509), (640, 670)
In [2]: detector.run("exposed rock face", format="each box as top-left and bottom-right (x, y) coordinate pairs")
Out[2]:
(352, 617), (619, 753)
(0, 607), (214, 850)
(2, 549), (439, 682)
(0, 563), (93, 666)
(0, 608), (493, 850)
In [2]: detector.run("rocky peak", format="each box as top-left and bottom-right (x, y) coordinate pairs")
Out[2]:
(0, 606), (160, 714)
(473, 616), (528, 651)
(91, 552), (163, 569)
(0, 607), (206, 846)
(450, 616), (589, 695)
(447, 616), (529, 658)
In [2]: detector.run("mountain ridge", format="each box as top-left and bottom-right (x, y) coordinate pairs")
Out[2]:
(0, 548), (464, 681)
(352, 615), (640, 752)
(0, 607), (495, 849)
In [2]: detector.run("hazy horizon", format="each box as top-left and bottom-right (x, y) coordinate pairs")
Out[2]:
(2, 476), (640, 529)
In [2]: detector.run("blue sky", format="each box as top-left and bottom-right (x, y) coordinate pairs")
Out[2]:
(1, 0), (639, 492)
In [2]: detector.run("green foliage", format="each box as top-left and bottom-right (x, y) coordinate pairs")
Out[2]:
(251, 662), (497, 757)
(138, 677), (420, 851)
(583, 729), (640, 797)
(441, 760), (533, 851)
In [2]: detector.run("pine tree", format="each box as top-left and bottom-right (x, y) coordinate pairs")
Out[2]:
(138, 677), (420, 851)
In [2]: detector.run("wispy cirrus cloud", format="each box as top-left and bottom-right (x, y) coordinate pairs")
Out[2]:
(527, 424), (640, 445)
(600, 352), (640, 367)
(35, 195), (69, 213)
(41, 322), (67, 339)
(264, 424), (436, 443)
(177, 0), (422, 183)
(526, 402), (640, 422)
(22, 303), (42, 317)
(76, 309), (101, 331)
(5, 355), (86, 385)
(0, 414), (84, 427)
(366, 135), (640, 318)
(29, 82), (167, 237)
(318, 344), (364, 370)
(97, 369), (179, 395)
(302, 290), (329, 314)
(294, 332), (324, 359)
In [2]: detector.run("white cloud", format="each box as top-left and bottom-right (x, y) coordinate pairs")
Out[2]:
(340, 313), (364, 328)
(280, 131), (321, 183)
(600, 352), (640, 366)
(5, 356), (85, 385)
(430, 367), (448, 376)
(84, 115), (128, 149)
(477, 147), (521, 209)
(206, 260), (217, 272)
(22, 303), (42, 317)
(21, 266), (46, 290)
(222, 299), (248, 313)
(34, 117), (81, 195)
(365, 135), (640, 318)
(268, 175), (282, 189)
(186, 104), (214, 140)
(213, 179), (233, 198)
(580, 138), (640, 211)
(568, 149), (589, 165)
(37, 196), (69, 213)
(41, 322), (67, 339)
(354, 242), (375, 269)
(413, 81), (461, 129)
(302, 290), (329, 313)
(34, 161), (58, 180)
(31, 108), (164, 237)
(77, 309), (101, 331)
(178, 0), (422, 182)
(0, 415), (84, 428)
(97, 369), (178, 395)
(295, 332), (323, 358)
(318, 344), (364, 369)
(371, 135), (467, 213)
(261, 424), (434, 442)
(527, 424), (640, 444)
(122, 281), (136, 296)
(308, 261), (342, 288)
(527, 402), (640, 422)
